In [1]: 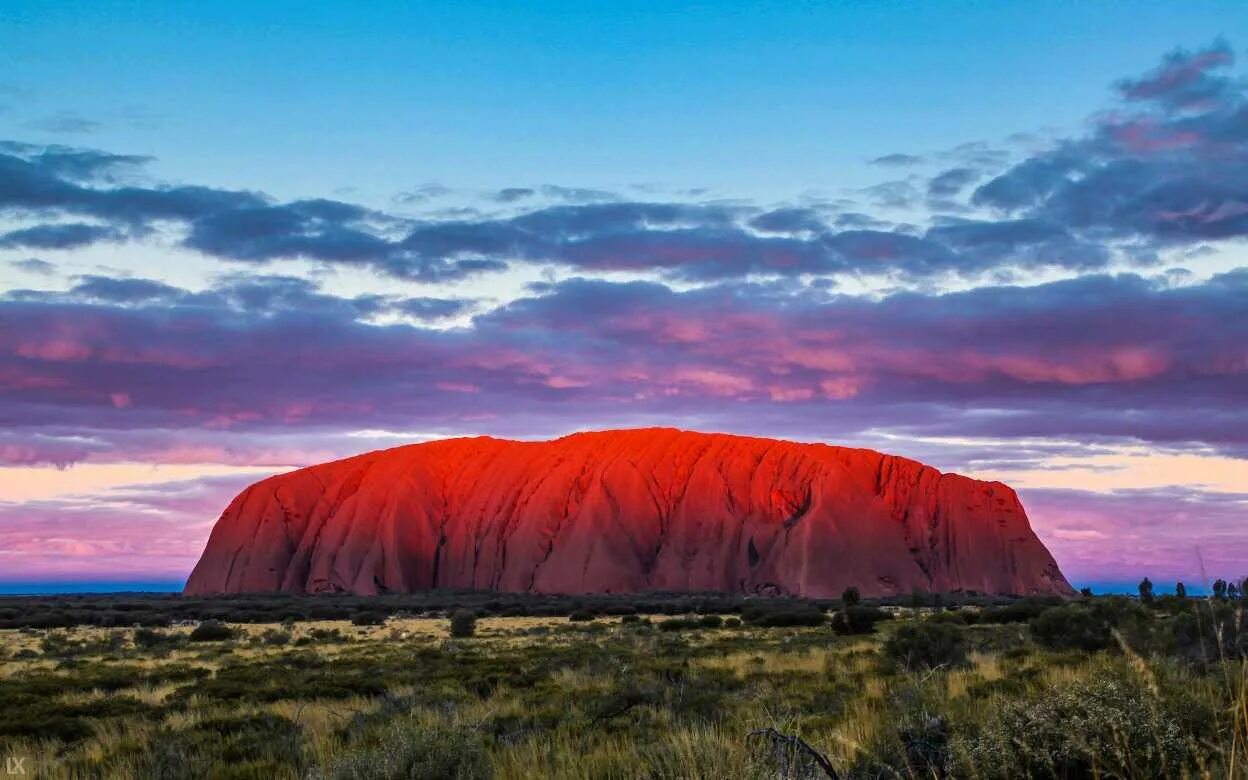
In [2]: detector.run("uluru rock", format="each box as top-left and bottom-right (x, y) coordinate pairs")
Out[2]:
(184, 428), (1074, 598)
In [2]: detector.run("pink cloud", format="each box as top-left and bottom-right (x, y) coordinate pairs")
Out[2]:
(16, 339), (91, 362)
(0, 473), (259, 579)
(1024, 486), (1248, 588)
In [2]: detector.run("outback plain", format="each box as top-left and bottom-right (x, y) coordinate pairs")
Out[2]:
(0, 590), (1245, 779)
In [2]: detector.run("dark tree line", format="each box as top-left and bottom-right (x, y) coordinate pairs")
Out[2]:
(1138, 577), (1247, 601)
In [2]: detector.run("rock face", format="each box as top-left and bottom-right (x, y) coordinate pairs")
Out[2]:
(185, 428), (1074, 598)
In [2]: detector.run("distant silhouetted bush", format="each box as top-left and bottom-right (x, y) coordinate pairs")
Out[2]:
(978, 599), (1056, 625)
(742, 602), (826, 627)
(449, 609), (477, 638)
(831, 605), (890, 635)
(601, 604), (638, 616)
(351, 611), (387, 626)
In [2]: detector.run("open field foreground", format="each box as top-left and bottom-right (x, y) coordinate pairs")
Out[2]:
(1, 595), (1246, 779)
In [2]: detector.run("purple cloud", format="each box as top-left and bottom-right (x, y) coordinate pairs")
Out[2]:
(4, 43), (1244, 285)
(1023, 485), (1248, 588)
(974, 41), (1248, 243)
(0, 474), (260, 579)
(0, 268), (1243, 467)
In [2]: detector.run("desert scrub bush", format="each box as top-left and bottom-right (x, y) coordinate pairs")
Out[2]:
(300, 627), (347, 645)
(449, 609), (477, 638)
(137, 713), (308, 779)
(742, 603), (827, 627)
(885, 620), (968, 671)
(977, 598), (1058, 624)
(698, 614), (724, 629)
(600, 603), (639, 616)
(171, 656), (389, 703)
(351, 611), (387, 626)
(955, 667), (1210, 778)
(1168, 601), (1247, 664)
(830, 605), (890, 635)
(929, 609), (967, 625)
(0, 690), (152, 743)
(133, 627), (179, 651)
(568, 607), (597, 622)
(330, 715), (488, 780)
(38, 630), (126, 658)
(261, 628), (292, 645)
(1029, 605), (1113, 651)
(188, 619), (235, 642)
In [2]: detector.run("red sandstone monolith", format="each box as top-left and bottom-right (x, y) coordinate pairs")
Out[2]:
(184, 428), (1073, 597)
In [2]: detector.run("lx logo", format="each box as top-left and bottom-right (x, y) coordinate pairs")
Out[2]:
(4, 757), (26, 776)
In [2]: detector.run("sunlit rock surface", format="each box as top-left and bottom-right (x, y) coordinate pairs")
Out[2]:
(185, 428), (1074, 598)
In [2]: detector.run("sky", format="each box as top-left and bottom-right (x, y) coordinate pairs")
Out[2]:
(0, 1), (1245, 593)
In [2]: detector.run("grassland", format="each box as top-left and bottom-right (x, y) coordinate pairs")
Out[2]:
(0, 594), (1245, 778)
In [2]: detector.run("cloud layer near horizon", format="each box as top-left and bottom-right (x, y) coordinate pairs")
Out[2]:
(1, 269), (1245, 468)
(1, 42), (1246, 585)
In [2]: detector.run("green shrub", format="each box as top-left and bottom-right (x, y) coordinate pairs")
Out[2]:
(188, 620), (235, 642)
(175, 657), (386, 703)
(449, 609), (477, 638)
(746, 607), (826, 628)
(261, 628), (291, 646)
(831, 605), (890, 635)
(899, 713), (951, 777)
(929, 610), (967, 625)
(1029, 605), (1113, 651)
(957, 670), (1209, 778)
(698, 614), (724, 629)
(134, 627), (174, 649)
(978, 599), (1056, 624)
(885, 621), (968, 670)
(330, 717), (488, 780)
(724, 617), (742, 628)
(351, 611), (387, 627)
(145, 713), (307, 779)
(1169, 601), (1247, 663)
(568, 608), (597, 622)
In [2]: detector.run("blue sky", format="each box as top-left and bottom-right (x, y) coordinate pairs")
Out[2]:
(4, 1), (1242, 201)
(0, 3), (1246, 591)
